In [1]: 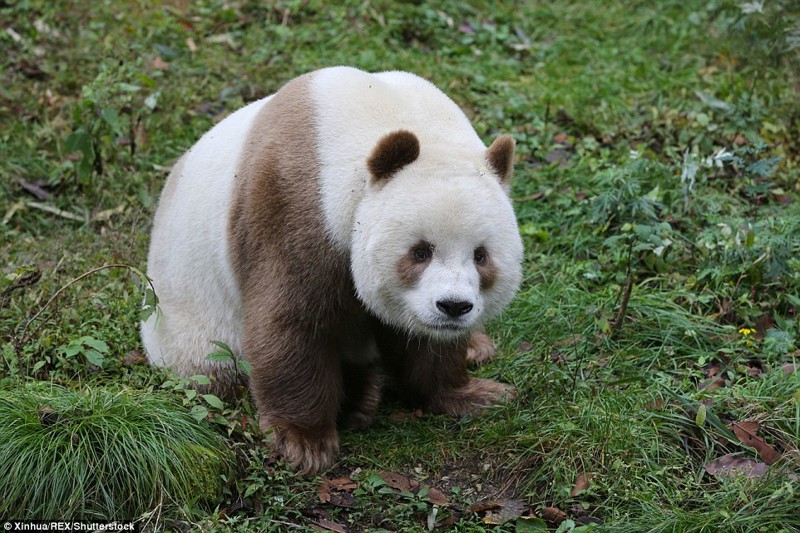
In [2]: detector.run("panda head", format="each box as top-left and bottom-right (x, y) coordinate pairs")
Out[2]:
(351, 130), (523, 339)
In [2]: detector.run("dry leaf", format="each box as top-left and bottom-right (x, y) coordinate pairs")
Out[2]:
(512, 193), (544, 203)
(378, 471), (419, 493)
(570, 472), (591, 497)
(424, 486), (449, 506)
(317, 480), (331, 504)
(329, 477), (358, 491)
(150, 56), (169, 70)
(482, 499), (526, 525)
(310, 518), (347, 533)
(318, 477), (358, 508)
(539, 506), (568, 525)
(185, 37), (197, 53)
(700, 362), (725, 390)
(468, 501), (502, 513)
(731, 421), (781, 465)
(754, 314), (774, 339)
(705, 454), (768, 479)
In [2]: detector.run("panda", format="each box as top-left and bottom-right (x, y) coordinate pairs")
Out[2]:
(141, 66), (523, 474)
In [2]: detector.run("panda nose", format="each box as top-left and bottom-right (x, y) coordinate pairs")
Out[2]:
(436, 299), (473, 317)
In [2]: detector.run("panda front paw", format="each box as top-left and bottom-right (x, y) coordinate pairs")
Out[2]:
(265, 420), (339, 475)
(466, 331), (497, 366)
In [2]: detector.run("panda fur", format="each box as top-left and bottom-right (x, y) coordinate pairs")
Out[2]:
(141, 66), (523, 473)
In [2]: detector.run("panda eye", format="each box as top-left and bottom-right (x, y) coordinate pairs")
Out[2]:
(474, 247), (488, 264)
(412, 243), (433, 262)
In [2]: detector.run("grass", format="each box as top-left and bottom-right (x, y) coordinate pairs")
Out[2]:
(1, 0), (799, 530)
(0, 382), (231, 520)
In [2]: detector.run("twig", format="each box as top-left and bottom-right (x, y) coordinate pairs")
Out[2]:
(612, 238), (635, 335)
(26, 201), (84, 222)
(612, 274), (634, 334)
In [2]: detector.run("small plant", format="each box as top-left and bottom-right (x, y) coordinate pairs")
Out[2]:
(0, 382), (232, 520)
(64, 61), (161, 186)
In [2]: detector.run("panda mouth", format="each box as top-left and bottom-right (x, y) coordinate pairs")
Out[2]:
(421, 318), (471, 337)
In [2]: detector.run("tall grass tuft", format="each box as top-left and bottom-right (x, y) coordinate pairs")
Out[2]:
(0, 382), (232, 520)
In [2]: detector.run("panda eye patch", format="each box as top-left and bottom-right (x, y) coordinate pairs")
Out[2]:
(474, 247), (488, 264)
(412, 243), (433, 262)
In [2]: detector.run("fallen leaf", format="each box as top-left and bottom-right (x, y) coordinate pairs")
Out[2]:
(699, 374), (725, 390)
(424, 486), (449, 506)
(185, 37), (197, 53)
(482, 499), (526, 525)
(329, 477), (358, 491)
(539, 506), (568, 525)
(513, 192), (544, 202)
(150, 56), (169, 70)
(517, 341), (533, 353)
(731, 421), (781, 465)
(570, 472), (591, 497)
(318, 477), (359, 508)
(468, 501), (502, 514)
(310, 518), (347, 533)
(317, 480), (331, 504)
(458, 22), (476, 34)
(378, 471), (419, 493)
(754, 314), (774, 339)
(705, 453), (768, 479)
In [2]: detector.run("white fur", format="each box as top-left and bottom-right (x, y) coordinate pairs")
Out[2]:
(350, 162), (522, 337)
(312, 67), (522, 337)
(141, 97), (272, 375)
(313, 67), (487, 249)
(142, 66), (522, 376)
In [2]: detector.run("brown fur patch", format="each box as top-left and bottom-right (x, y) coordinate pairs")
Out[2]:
(476, 252), (499, 291)
(229, 73), (366, 474)
(261, 417), (340, 475)
(466, 328), (497, 365)
(340, 362), (382, 429)
(396, 241), (432, 286)
(367, 130), (420, 183)
(485, 135), (516, 185)
(374, 319), (513, 417)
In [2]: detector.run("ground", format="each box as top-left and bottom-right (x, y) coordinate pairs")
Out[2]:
(1, 1), (799, 531)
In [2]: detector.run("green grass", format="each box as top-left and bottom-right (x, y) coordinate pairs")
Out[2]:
(0, 382), (231, 520)
(1, 0), (799, 530)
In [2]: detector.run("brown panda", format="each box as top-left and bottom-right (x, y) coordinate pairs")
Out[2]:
(142, 67), (523, 473)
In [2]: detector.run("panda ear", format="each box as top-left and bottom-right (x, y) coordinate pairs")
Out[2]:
(486, 134), (516, 187)
(367, 130), (420, 184)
